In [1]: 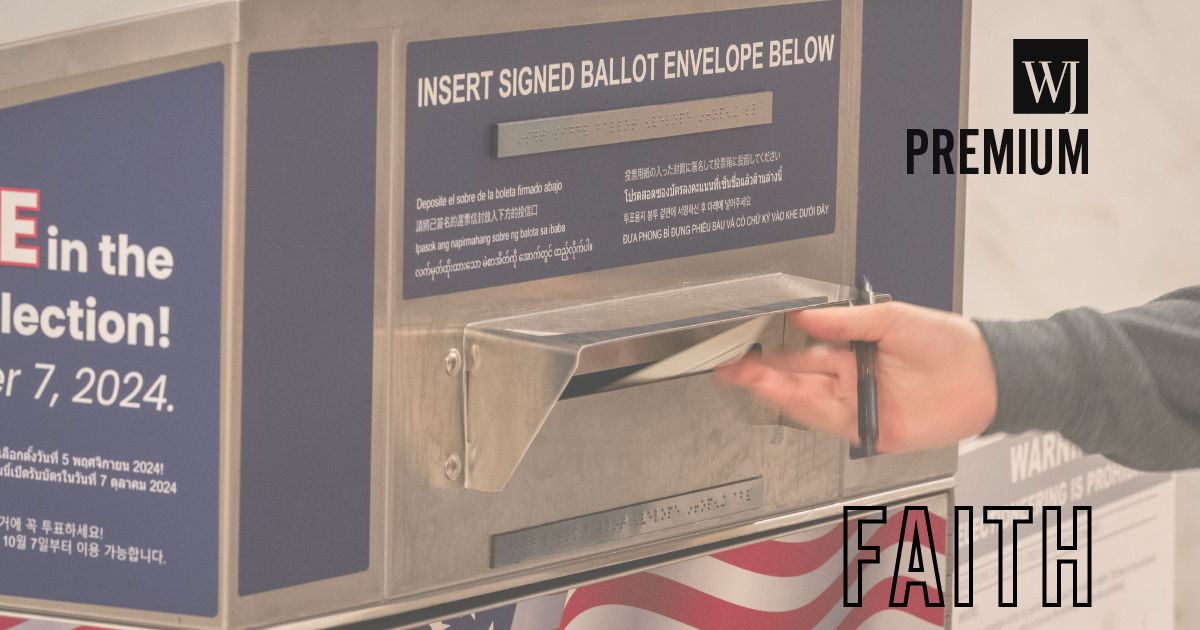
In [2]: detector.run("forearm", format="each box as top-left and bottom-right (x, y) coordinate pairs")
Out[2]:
(976, 286), (1200, 471)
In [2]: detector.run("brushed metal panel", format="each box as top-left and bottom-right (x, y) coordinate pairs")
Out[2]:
(843, 445), (958, 496)
(0, 0), (970, 627)
(281, 484), (953, 630)
(225, 29), (395, 630)
(463, 274), (854, 492)
(491, 477), (763, 567)
(388, 0), (854, 606)
(496, 91), (772, 157)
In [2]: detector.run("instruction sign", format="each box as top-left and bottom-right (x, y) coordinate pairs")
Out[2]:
(0, 65), (223, 616)
(404, 2), (841, 298)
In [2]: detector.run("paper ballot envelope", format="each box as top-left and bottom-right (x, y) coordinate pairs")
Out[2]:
(603, 316), (771, 390)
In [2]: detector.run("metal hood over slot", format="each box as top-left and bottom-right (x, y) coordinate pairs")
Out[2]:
(462, 273), (858, 491)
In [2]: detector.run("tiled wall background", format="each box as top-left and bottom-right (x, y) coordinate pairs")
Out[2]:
(964, 2), (1200, 627)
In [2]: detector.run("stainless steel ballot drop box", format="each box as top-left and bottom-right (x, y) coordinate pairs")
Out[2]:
(0, 0), (968, 627)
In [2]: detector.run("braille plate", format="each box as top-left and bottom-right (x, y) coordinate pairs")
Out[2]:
(495, 91), (773, 157)
(490, 477), (764, 567)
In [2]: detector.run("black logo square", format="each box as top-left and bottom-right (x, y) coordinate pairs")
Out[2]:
(1013, 39), (1087, 114)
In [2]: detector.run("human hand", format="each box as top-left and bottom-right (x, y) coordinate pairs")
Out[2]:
(715, 302), (998, 453)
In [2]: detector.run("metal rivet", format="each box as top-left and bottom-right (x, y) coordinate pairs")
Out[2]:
(444, 348), (461, 375)
(444, 454), (462, 481)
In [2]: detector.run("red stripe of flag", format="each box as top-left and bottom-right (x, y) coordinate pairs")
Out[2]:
(0, 616), (110, 630)
(711, 526), (844, 576)
(714, 514), (946, 577)
(0, 617), (29, 630)
(562, 513), (949, 628)
(561, 570), (847, 629)
(838, 577), (946, 629)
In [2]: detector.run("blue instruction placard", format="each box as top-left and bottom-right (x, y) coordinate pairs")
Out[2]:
(403, 2), (841, 299)
(0, 64), (223, 616)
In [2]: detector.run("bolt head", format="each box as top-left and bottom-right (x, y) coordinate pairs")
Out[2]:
(444, 454), (462, 481)
(444, 348), (462, 375)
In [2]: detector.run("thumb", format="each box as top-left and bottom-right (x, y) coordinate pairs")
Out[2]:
(791, 302), (901, 342)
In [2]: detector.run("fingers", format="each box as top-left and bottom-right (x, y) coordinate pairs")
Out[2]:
(790, 303), (902, 342)
(754, 345), (854, 376)
(715, 360), (857, 442)
(714, 346), (851, 383)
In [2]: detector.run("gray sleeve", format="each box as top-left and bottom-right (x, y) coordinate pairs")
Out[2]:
(975, 285), (1200, 471)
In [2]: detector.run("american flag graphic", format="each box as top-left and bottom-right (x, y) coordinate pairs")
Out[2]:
(426, 511), (947, 630)
(0, 616), (107, 630)
(1, 511), (945, 630)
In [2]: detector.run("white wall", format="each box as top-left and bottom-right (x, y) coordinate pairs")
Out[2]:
(965, 2), (1200, 316)
(965, 2), (1200, 627)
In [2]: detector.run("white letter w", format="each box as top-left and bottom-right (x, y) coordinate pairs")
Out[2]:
(1023, 61), (1078, 113)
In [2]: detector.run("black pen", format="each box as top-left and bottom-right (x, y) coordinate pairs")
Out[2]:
(853, 276), (879, 457)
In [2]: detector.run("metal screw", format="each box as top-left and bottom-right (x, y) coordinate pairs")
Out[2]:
(444, 348), (461, 375)
(468, 343), (481, 371)
(444, 454), (462, 481)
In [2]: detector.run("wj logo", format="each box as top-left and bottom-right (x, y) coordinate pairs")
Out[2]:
(1013, 39), (1088, 114)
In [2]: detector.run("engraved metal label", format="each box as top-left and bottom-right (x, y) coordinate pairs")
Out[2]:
(495, 92), (773, 158)
(491, 477), (764, 567)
